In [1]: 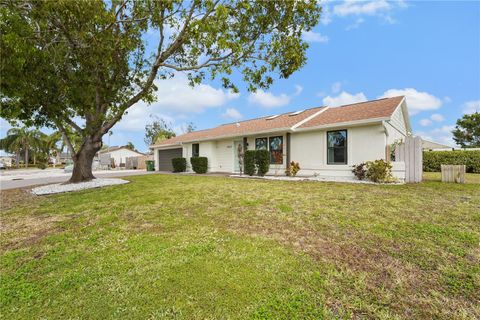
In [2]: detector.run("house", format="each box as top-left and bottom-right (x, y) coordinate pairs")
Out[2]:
(98, 146), (144, 168)
(422, 139), (453, 151)
(151, 96), (411, 179)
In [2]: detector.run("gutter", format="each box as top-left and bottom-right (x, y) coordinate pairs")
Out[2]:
(293, 117), (390, 132)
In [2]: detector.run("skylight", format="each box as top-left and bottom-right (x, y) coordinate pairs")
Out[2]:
(266, 115), (279, 120)
(289, 110), (305, 116)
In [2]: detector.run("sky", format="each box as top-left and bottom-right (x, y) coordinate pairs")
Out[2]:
(1, 0), (479, 153)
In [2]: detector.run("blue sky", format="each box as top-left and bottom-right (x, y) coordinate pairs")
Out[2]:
(1, 0), (479, 153)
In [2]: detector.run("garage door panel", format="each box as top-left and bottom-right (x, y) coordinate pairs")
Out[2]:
(158, 148), (182, 171)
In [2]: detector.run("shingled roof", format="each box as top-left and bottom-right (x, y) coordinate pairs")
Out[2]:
(152, 96), (405, 147)
(297, 96), (405, 129)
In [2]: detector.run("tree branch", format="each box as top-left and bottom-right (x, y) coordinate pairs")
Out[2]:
(55, 121), (76, 157)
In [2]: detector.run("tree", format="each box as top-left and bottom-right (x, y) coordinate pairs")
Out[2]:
(144, 115), (176, 146)
(0, 127), (42, 167)
(125, 142), (135, 150)
(40, 131), (62, 166)
(183, 122), (196, 134)
(452, 112), (480, 148)
(1, 0), (321, 182)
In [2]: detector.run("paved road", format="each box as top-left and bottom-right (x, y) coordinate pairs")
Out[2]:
(0, 168), (158, 190)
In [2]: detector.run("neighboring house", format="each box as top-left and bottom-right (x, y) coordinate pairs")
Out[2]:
(56, 152), (72, 164)
(98, 146), (144, 167)
(151, 96), (411, 178)
(0, 156), (14, 168)
(422, 139), (452, 151)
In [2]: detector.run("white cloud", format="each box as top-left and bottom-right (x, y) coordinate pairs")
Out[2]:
(248, 90), (291, 108)
(462, 100), (480, 114)
(416, 125), (456, 147)
(419, 119), (432, 126)
(325, 0), (407, 26)
(430, 113), (444, 122)
(114, 74), (239, 132)
(323, 91), (367, 107)
(331, 81), (342, 93)
(302, 31), (329, 43)
(333, 0), (391, 17)
(379, 88), (442, 115)
(346, 18), (365, 30)
(294, 85), (303, 96)
(222, 108), (243, 120)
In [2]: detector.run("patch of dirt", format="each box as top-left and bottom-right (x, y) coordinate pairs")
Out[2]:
(0, 188), (40, 211)
(0, 214), (66, 251)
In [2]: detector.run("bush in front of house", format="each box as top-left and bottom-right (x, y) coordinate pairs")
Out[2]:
(423, 150), (480, 173)
(255, 150), (270, 176)
(244, 150), (256, 176)
(190, 157), (208, 174)
(365, 159), (394, 183)
(285, 161), (300, 177)
(351, 162), (367, 180)
(171, 157), (186, 172)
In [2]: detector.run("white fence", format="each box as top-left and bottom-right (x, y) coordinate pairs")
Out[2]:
(395, 136), (423, 183)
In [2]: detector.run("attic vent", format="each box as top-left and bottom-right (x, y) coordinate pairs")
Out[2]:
(289, 110), (305, 116)
(266, 115), (279, 120)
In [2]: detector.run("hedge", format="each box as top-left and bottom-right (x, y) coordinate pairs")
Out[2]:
(244, 150), (256, 176)
(190, 156), (208, 174)
(423, 150), (480, 173)
(171, 157), (186, 172)
(255, 150), (270, 176)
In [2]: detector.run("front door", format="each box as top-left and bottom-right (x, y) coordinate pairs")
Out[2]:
(233, 140), (243, 173)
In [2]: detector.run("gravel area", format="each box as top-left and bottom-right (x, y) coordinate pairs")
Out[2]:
(31, 178), (130, 195)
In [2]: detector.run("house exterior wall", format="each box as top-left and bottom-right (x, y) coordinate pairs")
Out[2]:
(291, 124), (386, 177)
(106, 148), (143, 167)
(385, 105), (408, 145)
(152, 123), (407, 181)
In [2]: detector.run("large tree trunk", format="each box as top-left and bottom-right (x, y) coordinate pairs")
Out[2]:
(69, 138), (102, 183)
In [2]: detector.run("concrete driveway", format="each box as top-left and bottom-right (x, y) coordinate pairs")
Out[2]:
(0, 168), (157, 190)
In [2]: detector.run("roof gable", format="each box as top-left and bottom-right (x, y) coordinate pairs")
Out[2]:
(297, 96), (404, 129)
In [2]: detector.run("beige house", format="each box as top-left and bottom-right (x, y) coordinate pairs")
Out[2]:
(98, 146), (144, 167)
(151, 96), (411, 180)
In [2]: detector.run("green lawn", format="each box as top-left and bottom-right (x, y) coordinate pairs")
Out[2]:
(1, 174), (479, 319)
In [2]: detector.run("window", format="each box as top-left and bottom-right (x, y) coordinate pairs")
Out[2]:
(327, 130), (347, 164)
(255, 138), (268, 150)
(269, 136), (283, 164)
(192, 143), (199, 157)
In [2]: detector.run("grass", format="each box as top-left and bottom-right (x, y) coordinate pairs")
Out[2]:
(1, 174), (479, 319)
(423, 171), (480, 184)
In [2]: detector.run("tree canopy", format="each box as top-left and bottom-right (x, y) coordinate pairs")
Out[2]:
(0, 0), (321, 181)
(144, 115), (176, 146)
(452, 112), (480, 148)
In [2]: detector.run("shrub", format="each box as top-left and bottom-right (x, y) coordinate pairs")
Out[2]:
(423, 150), (480, 173)
(37, 162), (47, 170)
(366, 159), (394, 183)
(285, 161), (300, 177)
(190, 157), (208, 174)
(171, 157), (186, 172)
(255, 150), (270, 176)
(244, 150), (256, 176)
(351, 162), (367, 180)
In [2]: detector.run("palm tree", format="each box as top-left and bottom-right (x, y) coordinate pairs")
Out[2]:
(0, 127), (42, 168)
(40, 132), (62, 166)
